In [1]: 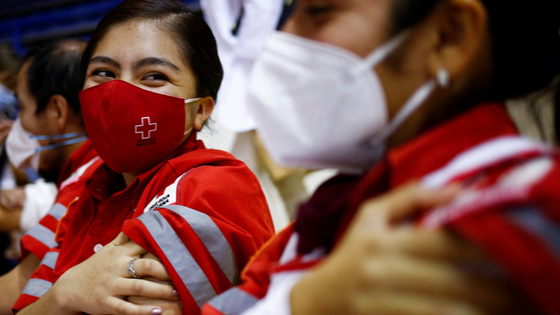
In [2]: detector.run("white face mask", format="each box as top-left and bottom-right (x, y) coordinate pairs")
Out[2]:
(247, 31), (437, 173)
(6, 118), (88, 171)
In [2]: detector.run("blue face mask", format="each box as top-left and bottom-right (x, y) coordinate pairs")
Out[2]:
(6, 118), (87, 171)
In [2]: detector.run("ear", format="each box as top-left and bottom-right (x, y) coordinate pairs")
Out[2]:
(426, 0), (488, 84)
(45, 94), (70, 132)
(193, 97), (215, 131)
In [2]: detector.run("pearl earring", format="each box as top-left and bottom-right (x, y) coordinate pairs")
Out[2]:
(436, 68), (450, 88)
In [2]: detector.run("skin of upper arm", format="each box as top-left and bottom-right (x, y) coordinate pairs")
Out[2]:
(0, 253), (41, 315)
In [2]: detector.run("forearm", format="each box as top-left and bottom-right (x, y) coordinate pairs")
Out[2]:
(0, 269), (23, 315)
(0, 254), (40, 315)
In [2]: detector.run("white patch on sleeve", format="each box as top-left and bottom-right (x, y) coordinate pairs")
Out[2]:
(422, 136), (549, 189)
(498, 157), (554, 188)
(60, 156), (100, 190)
(241, 271), (307, 315)
(144, 172), (188, 213)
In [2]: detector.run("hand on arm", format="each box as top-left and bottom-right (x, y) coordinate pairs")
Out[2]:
(126, 253), (183, 315)
(291, 183), (532, 315)
(18, 233), (179, 315)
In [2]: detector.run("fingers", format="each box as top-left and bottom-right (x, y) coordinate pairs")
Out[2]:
(131, 258), (171, 281)
(363, 254), (509, 311)
(105, 296), (163, 315)
(356, 292), (484, 315)
(119, 279), (178, 301)
(371, 229), (486, 262)
(103, 234), (146, 256)
(108, 232), (131, 247)
(121, 239), (150, 256)
(127, 296), (183, 315)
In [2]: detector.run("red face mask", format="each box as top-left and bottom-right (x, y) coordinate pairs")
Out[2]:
(79, 80), (196, 173)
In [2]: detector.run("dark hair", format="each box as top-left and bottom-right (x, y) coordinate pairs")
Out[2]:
(0, 45), (21, 91)
(81, 0), (223, 101)
(391, 0), (560, 101)
(25, 40), (86, 116)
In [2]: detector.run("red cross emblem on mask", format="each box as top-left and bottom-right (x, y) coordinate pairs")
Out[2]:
(135, 117), (157, 139)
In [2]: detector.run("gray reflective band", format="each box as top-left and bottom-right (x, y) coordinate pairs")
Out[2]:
(138, 211), (217, 308)
(207, 287), (258, 315)
(40, 252), (59, 269)
(48, 203), (67, 220)
(162, 205), (238, 284)
(22, 279), (52, 298)
(26, 224), (57, 249)
(509, 206), (560, 259)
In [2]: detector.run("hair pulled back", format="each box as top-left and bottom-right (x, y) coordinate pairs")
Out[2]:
(26, 40), (85, 116)
(391, 0), (560, 101)
(81, 0), (223, 101)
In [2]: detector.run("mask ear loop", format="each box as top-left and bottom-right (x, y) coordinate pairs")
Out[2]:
(352, 30), (411, 76)
(370, 80), (437, 149)
(184, 97), (202, 134)
(381, 68), (450, 144)
(35, 135), (89, 152)
(365, 32), (451, 150)
(31, 131), (87, 140)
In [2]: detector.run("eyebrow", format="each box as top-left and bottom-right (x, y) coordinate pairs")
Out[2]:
(89, 56), (121, 69)
(132, 57), (180, 71)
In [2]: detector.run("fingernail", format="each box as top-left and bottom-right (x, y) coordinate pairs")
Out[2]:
(151, 308), (162, 315)
(172, 289), (179, 298)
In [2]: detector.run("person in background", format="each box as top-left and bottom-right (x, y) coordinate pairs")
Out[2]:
(0, 44), (19, 121)
(0, 45), (22, 275)
(203, 0), (560, 314)
(0, 39), (97, 315)
(14, 1), (274, 314)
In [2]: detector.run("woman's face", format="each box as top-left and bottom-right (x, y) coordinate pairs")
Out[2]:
(284, 0), (491, 148)
(84, 20), (199, 128)
(283, 0), (392, 59)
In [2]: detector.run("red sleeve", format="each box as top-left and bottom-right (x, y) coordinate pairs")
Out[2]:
(449, 165), (560, 315)
(20, 155), (100, 260)
(122, 164), (275, 315)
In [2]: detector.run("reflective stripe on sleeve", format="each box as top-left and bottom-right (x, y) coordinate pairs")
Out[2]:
(162, 205), (238, 284)
(40, 252), (59, 269)
(138, 211), (217, 308)
(25, 224), (57, 249)
(21, 279), (52, 298)
(206, 287), (258, 315)
(48, 203), (67, 220)
(509, 206), (560, 259)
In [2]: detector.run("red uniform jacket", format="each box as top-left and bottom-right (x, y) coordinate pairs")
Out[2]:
(203, 103), (560, 315)
(14, 134), (275, 314)
(19, 140), (99, 261)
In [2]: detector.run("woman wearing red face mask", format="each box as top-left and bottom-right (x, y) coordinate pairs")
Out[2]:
(202, 0), (560, 315)
(12, 1), (274, 315)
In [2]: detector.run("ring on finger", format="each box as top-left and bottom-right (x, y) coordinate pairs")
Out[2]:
(128, 258), (141, 279)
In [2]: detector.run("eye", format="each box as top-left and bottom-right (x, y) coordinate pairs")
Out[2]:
(143, 73), (169, 82)
(91, 69), (115, 78)
(304, 2), (335, 16)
